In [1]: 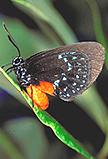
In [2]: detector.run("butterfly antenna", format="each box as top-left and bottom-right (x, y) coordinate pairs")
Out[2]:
(3, 22), (21, 57)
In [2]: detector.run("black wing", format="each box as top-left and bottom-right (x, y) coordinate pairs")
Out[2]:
(25, 42), (104, 101)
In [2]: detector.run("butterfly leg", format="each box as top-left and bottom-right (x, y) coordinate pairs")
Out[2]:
(1, 65), (14, 74)
(1, 63), (12, 69)
(6, 68), (14, 74)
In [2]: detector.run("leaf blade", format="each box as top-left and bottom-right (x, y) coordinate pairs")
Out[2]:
(0, 67), (95, 159)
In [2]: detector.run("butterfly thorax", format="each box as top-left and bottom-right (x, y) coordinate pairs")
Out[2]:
(12, 56), (37, 89)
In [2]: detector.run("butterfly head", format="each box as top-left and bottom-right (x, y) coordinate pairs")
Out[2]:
(12, 56), (24, 67)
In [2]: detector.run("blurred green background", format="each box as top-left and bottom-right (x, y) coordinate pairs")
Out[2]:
(0, 0), (108, 159)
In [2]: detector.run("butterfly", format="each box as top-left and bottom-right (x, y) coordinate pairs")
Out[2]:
(2, 24), (105, 110)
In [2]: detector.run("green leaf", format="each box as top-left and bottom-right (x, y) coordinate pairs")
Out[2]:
(4, 118), (49, 159)
(11, 0), (77, 44)
(0, 129), (24, 159)
(0, 19), (55, 67)
(0, 67), (95, 159)
(85, 0), (108, 67)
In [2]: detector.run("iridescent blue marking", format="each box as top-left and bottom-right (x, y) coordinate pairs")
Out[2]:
(55, 51), (90, 101)
(62, 76), (67, 81)
(58, 54), (62, 59)
(54, 79), (60, 87)
(72, 56), (77, 60)
(64, 57), (68, 62)
(68, 62), (72, 67)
